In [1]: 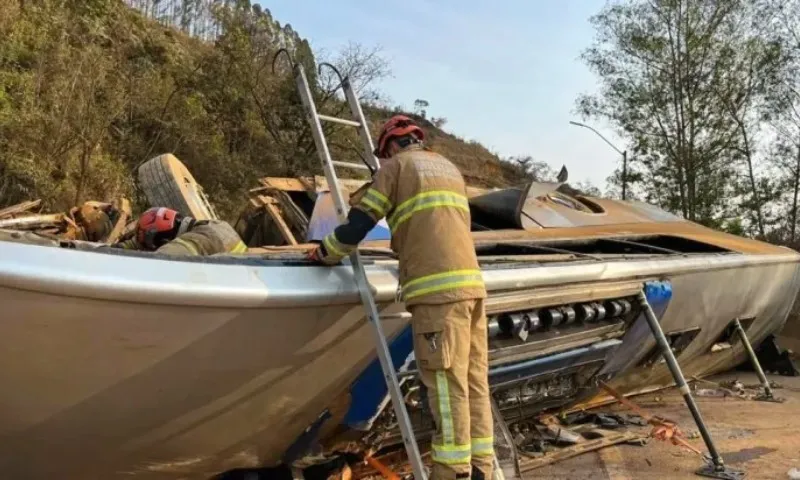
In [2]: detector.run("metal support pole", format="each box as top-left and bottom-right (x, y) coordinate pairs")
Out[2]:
(291, 467), (305, 480)
(732, 319), (784, 403)
(490, 394), (520, 480)
(568, 121), (628, 201)
(636, 290), (745, 480)
(621, 150), (628, 201)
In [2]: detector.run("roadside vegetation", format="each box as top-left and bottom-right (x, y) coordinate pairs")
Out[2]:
(579, 0), (800, 244)
(4, 0), (800, 246)
(0, 0), (525, 222)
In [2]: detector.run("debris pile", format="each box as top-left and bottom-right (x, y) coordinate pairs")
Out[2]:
(236, 177), (318, 247)
(0, 198), (133, 244)
(692, 377), (784, 402)
(509, 414), (646, 471)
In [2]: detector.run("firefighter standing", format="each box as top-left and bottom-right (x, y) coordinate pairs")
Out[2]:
(308, 115), (493, 480)
(114, 207), (247, 256)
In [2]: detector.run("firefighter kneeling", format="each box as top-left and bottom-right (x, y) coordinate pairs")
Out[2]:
(308, 115), (493, 480)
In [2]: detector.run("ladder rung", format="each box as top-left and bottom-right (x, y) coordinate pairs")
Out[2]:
(294, 63), (427, 480)
(332, 161), (371, 171)
(318, 114), (361, 127)
(380, 312), (412, 321)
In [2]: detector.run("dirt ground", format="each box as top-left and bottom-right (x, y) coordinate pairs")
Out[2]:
(527, 372), (800, 480)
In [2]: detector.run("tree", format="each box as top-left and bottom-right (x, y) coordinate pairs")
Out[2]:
(573, 181), (603, 197)
(578, 0), (758, 228)
(124, 0), (228, 40)
(413, 99), (429, 118)
(605, 162), (644, 200)
(0, 0), (521, 221)
(710, 2), (785, 238)
(504, 155), (556, 181)
(758, 0), (800, 244)
(0, 0), (131, 208)
(430, 116), (448, 128)
(318, 42), (391, 105)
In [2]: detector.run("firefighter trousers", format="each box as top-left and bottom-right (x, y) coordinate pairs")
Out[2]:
(409, 299), (494, 480)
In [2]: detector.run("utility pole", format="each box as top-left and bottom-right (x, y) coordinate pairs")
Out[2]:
(569, 121), (628, 200)
(621, 149), (627, 201)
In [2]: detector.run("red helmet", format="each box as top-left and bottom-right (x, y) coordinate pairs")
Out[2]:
(374, 115), (424, 159)
(136, 207), (185, 250)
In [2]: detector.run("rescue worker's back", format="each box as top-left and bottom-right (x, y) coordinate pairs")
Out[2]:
(349, 145), (486, 305)
(311, 115), (494, 480)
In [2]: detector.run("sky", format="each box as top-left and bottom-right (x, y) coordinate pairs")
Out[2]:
(260, 1), (624, 190)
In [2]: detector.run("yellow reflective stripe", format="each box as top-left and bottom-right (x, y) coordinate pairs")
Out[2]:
(431, 370), (471, 466)
(401, 269), (484, 300)
(436, 371), (455, 445)
(391, 201), (469, 230)
(366, 188), (391, 210)
(359, 197), (385, 218)
(388, 190), (469, 230)
(323, 233), (353, 258)
(389, 191), (469, 230)
(403, 269), (482, 289)
(359, 188), (393, 219)
(172, 238), (200, 255)
(229, 241), (247, 254)
(393, 190), (459, 215)
(406, 280), (485, 300)
(471, 436), (494, 456)
(323, 234), (346, 257)
(431, 443), (471, 465)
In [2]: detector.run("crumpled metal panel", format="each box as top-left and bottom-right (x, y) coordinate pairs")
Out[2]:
(624, 200), (684, 222)
(306, 191), (390, 242)
(469, 182), (685, 230)
(599, 281), (673, 377)
(468, 188), (527, 228)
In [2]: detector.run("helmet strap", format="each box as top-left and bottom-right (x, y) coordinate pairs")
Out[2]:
(177, 216), (195, 236)
(394, 135), (421, 150)
(143, 229), (159, 250)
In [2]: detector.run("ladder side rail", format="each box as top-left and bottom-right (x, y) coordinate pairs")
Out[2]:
(294, 63), (428, 480)
(350, 253), (428, 480)
(342, 77), (381, 172)
(294, 65), (349, 220)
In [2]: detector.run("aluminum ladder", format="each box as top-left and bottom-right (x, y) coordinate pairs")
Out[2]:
(290, 60), (428, 480)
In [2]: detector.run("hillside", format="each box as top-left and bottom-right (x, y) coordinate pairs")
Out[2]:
(391, 113), (523, 189)
(0, 0), (522, 221)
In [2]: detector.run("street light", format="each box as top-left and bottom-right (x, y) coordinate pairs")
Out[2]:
(569, 121), (628, 200)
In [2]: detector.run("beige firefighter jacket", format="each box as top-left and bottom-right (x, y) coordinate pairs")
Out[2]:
(118, 220), (247, 256)
(323, 145), (486, 306)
